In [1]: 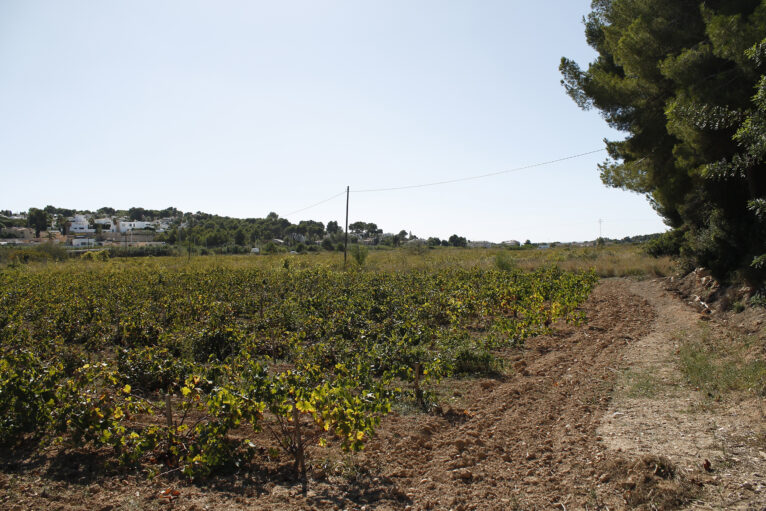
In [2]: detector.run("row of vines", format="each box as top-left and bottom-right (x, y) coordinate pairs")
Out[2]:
(0, 260), (597, 481)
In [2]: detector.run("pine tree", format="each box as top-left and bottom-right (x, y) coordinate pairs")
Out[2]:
(561, 0), (766, 283)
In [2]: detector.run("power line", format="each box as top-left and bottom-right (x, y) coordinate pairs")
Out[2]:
(280, 147), (608, 218)
(352, 148), (606, 193)
(284, 190), (347, 217)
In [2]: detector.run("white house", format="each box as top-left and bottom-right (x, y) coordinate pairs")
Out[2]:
(114, 219), (153, 233)
(69, 215), (95, 233)
(155, 218), (175, 233)
(72, 237), (96, 247)
(93, 218), (113, 231)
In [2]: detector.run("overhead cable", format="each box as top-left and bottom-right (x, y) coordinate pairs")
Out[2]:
(353, 148), (606, 193)
(282, 147), (608, 216)
(284, 190), (346, 217)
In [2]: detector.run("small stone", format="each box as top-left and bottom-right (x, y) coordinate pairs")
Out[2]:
(454, 439), (468, 452)
(452, 468), (473, 481)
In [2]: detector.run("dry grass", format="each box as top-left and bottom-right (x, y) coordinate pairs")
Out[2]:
(620, 367), (662, 398)
(11, 243), (674, 278)
(288, 243), (673, 276)
(676, 325), (766, 399)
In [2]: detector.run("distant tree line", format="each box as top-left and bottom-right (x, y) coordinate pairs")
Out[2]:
(165, 212), (339, 250)
(2, 205), (670, 252)
(3, 205), (506, 252)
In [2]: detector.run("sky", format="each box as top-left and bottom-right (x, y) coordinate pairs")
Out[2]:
(0, 1), (669, 242)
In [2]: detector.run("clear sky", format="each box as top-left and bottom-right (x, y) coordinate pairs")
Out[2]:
(0, 1), (668, 242)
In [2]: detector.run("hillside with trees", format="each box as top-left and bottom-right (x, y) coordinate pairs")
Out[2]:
(2, 206), (480, 253)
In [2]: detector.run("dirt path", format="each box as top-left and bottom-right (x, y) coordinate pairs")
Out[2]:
(599, 280), (766, 510)
(599, 279), (728, 460)
(2, 278), (764, 510)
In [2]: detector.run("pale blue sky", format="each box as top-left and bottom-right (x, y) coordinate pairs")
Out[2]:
(0, 1), (667, 242)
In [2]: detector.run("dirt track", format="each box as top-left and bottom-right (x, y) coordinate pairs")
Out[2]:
(2, 278), (764, 510)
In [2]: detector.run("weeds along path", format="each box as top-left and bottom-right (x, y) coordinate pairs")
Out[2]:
(599, 279), (711, 460)
(353, 279), (658, 510)
(599, 280), (766, 510)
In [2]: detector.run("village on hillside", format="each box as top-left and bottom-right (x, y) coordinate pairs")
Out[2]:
(0, 211), (173, 249)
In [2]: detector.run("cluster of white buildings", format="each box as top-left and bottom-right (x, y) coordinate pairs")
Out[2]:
(67, 214), (173, 234)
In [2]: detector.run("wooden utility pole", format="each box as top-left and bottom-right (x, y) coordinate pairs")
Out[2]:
(344, 186), (349, 266)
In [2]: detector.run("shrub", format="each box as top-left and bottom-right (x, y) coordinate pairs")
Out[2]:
(35, 242), (68, 261)
(494, 251), (516, 271)
(350, 244), (368, 266)
(106, 245), (176, 258)
(406, 240), (427, 255)
(0, 349), (62, 445)
(451, 346), (503, 376)
(645, 229), (685, 257)
(80, 250), (109, 261)
(192, 326), (243, 362)
(750, 291), (766, 308)
(117, 346), (194, 394)
(0, 243), (68, 265)
(263, 241), (280, 254)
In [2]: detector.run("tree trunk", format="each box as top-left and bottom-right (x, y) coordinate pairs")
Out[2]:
(292, 404), (306, 489)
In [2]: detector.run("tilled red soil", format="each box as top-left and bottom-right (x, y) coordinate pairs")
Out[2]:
(1, 279), (699, 510)
(352, 279), (657, 510)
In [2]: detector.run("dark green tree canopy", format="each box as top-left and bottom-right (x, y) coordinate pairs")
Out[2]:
(348, 221), (381, 238)
(448, 234), (467, 248)
(27, 208), (49, 238)
(561, 0), (766, 283)
(326, 220), (341, 234)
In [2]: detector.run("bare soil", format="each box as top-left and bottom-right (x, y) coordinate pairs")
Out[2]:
(1, 278), (764, 510)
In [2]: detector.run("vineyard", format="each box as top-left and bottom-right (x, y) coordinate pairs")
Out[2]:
(0, 258), (597, 485)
